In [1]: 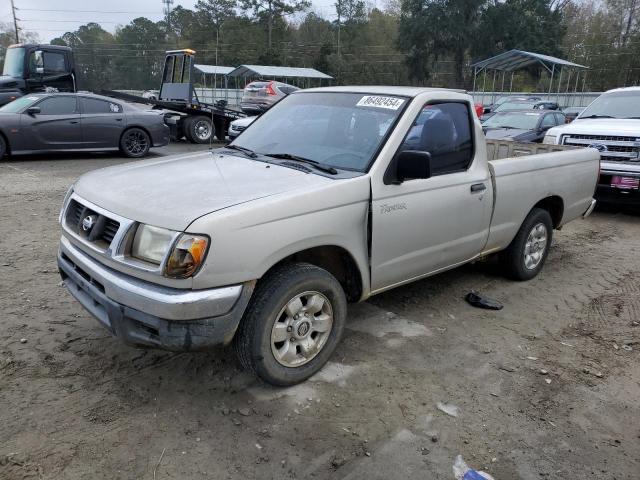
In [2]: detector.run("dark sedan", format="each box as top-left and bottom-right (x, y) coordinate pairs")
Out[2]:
(0, 93), (170, 159)
(482, 110), (566, 143)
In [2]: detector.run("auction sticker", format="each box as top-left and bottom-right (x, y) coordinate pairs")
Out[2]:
(356, 96), (405, 110)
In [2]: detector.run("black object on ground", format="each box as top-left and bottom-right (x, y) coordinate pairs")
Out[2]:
(465, 291), (504, 310)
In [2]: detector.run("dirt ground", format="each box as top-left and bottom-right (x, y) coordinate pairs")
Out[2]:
(1, 143), (639, 480)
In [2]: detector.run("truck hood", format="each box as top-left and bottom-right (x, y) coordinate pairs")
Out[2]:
(74, 150), (333, 231)
(548, 118), (640, 138)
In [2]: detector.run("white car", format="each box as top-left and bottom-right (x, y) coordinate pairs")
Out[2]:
(228, 116), (257, 140)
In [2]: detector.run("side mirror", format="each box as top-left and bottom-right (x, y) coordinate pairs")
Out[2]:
(394, 150), (431, 183)
(483, 107), (491, 114)
(26, 106), (41, 115)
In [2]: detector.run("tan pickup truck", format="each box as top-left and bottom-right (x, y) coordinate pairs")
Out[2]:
(58, 86), (599, 385)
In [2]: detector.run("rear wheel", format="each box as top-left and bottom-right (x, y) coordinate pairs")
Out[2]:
(234, 263), (347, 386)
(120, 128), (150, 158)
(185, 116), (214, 144)
(501, 207), (553, 281)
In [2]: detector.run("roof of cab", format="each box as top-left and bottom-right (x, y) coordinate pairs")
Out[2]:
(299, 85), (467, 97)
(9, 43), (72, 52)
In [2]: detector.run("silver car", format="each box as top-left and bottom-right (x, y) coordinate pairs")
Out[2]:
(0, 93), (170, 159)
(239, 81), (298, 114)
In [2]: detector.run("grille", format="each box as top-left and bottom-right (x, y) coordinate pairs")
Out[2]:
(563, 134), (638, 142)
(101, 219), (120, 244)
(65, 199), (121, 248)
(561, 134), (640, 161)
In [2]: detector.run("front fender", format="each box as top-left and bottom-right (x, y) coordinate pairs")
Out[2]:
(187, 176), (372, 295)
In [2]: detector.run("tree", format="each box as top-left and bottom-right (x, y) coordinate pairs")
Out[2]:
(472, 0), (566, 61)
(398, 0), (486, 87)
(51, 23), (115, 91)
(112, 18), (168, 89)
(240, 0), (310, 51)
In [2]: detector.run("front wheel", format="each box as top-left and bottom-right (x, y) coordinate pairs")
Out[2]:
(234, 263), (347, 386)
(501, 207), (553, 281)
(0, 135), (6, 159)
(120, 128), (151, 158)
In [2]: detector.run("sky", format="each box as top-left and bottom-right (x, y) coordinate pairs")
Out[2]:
(5, 0), (343, 43)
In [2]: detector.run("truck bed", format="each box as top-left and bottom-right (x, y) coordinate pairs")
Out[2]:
(483, 140), (600, 255)
(486, 139), (576, 160)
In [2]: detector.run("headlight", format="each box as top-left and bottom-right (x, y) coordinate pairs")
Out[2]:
(59, 184), (75, 223)
(542, 135), (557, 145)
(131, 224), (175, 264)
(165, 234), (209, 278)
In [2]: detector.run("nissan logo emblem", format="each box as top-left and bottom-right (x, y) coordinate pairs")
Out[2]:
(82, 215), (97, 232)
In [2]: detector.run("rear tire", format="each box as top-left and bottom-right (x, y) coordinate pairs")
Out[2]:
(234, 263), (347, 386)
(185, 116), (214, 144)
(120, 128), (151, 158)
(501, 207), (553, 281)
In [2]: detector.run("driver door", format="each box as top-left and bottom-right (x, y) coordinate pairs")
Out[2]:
(21, 96), (82, 150)
(370, 102), (493, 292)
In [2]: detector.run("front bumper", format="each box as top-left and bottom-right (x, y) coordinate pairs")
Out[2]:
(151, 124), (171, 147)
(58, 238), (254, 351)
(597, 161), (640, 206)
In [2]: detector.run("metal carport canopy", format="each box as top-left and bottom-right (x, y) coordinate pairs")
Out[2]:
(194, 65), (235, 75)
(470, 49), (588, 74)
(227, 65), (333, 79)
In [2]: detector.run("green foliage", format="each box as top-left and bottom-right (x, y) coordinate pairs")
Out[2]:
(472, 0), (566, 60)
(8, 0), (635, 93)
(398, 0), (486, 87)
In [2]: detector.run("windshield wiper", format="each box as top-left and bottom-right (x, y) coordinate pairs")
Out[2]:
(579, 114), (615, 119)
(624, 116), (640, 119)
(264, 153), (338, 175)
(224, 144), (257, 158)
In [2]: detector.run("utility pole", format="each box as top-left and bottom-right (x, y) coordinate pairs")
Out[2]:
(10, 0), (20, 43)
(162, 0), (174, 30)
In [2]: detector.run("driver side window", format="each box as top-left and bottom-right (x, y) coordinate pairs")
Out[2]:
(399, 102), (474, 176)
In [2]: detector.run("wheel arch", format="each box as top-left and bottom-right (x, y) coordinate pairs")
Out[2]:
(0, 129), (10, 155)
(119, 124), (152, 144)
(261, 245), (364, 302)
(532, 195), (564, 228)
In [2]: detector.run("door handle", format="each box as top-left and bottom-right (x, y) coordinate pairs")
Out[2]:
(70, 120), (79, 124)
(115, 118), (123, 121)
(470, 183), (486, 193)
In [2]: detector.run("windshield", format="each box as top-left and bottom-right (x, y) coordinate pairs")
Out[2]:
(2, 47), (25, 77)
(231, 92), (406, 172)
(579, 90), (640, 119)
(0, 95), (40, 113)
(483, 112), (541, 129)
(495, 101), (537, 112)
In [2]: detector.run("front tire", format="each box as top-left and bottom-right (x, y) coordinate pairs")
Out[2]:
(501, 207), (553, 281)
(120, 128), (151, 158)
(234, 263), (347, 386)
